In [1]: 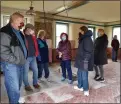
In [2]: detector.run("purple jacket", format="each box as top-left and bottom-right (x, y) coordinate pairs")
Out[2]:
(57, 40), (71, 61)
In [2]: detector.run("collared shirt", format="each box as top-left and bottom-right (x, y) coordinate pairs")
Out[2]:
(12, 28), (27, 58)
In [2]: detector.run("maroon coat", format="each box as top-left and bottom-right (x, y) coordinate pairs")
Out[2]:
(111, 39), (119, 51)
(57, 40), (71, 61)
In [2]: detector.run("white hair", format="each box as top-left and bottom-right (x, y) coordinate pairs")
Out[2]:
(37, 30), (46, 38)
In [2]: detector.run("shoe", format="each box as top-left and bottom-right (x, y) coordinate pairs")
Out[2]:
(84, 91), (89, 96)
(74, 86), (83, 91)
(61, 77), (66, 81)
(68, 80), (73, 84)
(38, 78), (42, 83)
(18, 97), (25, 103)
(33, 84), (40, 89)
(25, 86), (33, 91)
(96, 77), (105, 82)
(46, 78), (51, 82)
(94, 75), (100, 80)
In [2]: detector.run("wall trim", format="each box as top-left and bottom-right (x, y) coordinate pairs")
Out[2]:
(39, 17), (104, 27)
(39, 16), (120, 27)
(104, 24), (121, 27)
(55, 19), (104, 26)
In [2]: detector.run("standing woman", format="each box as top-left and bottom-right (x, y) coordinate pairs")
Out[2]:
(94, 29), (108, 82)
(57, 33), (73, 84)
(74, 26), (94, 96)
(37, 30), (50, 82)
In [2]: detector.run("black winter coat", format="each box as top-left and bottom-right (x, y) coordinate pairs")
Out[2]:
(111, 39), (119, 51)
(94, 34), (108, 65)
(74, 30), (94, 71)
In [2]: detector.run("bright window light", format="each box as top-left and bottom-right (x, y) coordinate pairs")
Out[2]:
(88, 27), (94, 41)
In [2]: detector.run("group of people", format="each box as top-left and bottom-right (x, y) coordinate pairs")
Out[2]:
(0, 12), (120, 103)
(0, 12), (50, 103)
(57, 26), (109, 96)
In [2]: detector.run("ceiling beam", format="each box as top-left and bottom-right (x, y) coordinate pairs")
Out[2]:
(52, 0), (90, 15)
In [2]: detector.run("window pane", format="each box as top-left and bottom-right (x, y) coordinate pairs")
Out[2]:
(56, 36), (61, 48)
(113, 27), (120, 43)
(88, 27), (94, 41)
(56, 23), (68, 36)
(3, 16), (10, 26)
(88, 28), (94, 33)
(95, 31), (98, 39)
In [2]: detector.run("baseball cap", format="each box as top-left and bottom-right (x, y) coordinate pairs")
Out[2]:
(25, 23), (34, 30)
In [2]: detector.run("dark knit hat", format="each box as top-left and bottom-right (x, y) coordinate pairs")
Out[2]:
(25, 23), (34, 30)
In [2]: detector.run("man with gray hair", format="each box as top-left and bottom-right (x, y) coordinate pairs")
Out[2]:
(0, 12), (27, 103)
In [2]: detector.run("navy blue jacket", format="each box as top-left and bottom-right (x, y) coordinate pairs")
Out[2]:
(74, 30), (94, 71)
(37, 39), (49, 63)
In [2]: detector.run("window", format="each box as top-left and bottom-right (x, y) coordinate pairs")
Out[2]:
(3, 16), (10, 27)
(56, 22), (68, 48)
(88, 26), (95, 40)
(113, 27), (120, 43)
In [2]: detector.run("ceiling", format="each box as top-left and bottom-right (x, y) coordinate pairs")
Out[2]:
(59, 1), (120, 22)
(1, 1), (72, 13)
(1, 1), (120, 23)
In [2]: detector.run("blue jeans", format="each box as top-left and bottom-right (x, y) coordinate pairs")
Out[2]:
(38, 62), (49, 79)
(1, 62), (24, 103)
(77, 69), (89, 91)
(23, 56), (38, 86)
(61, 60), (72, 80)
(112, 49), (118, 61)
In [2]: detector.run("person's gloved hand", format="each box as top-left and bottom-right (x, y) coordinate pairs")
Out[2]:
(81, 60), (88, 70)
(84, 60), (88, 70)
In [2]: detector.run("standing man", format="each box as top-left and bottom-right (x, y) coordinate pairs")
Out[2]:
(111, 35), (119, 62)
(0, 12), (27, 103)
(94, 29), (108, 82)
(23, 24), (40, 91)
